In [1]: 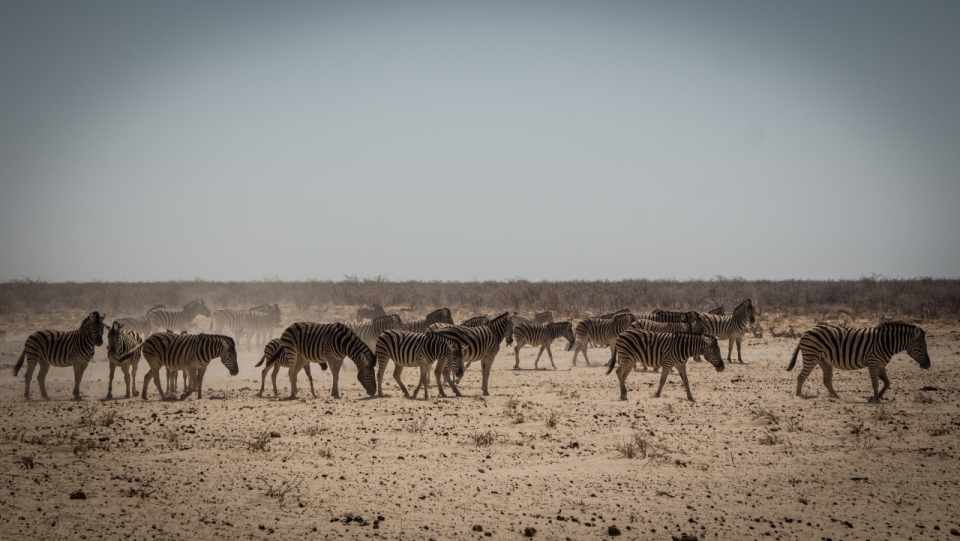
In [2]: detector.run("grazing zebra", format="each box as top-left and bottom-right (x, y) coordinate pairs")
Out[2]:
(401, 308), (455, 333)
(117, 331), (238, 400)
(113, 304), (166, 337)
(695, 299), (756, 363)
(254, 338), (315, 398)
(431, 312), (513, 396)
(239, 304), (281, 350)
(12, 312), (107, 400)
(609, 330), (724, 401)
(571, 313), (636, 367)
(787, 321), (931, 403)
(461, 315), (490, 327)
(147, 299), (211, 334)
(347, 314), (403, 349)
(106, 322), (143, 399)
(266, 322), (377, 399)
(375, 330), (463, 399)
(357, 303), (387, 322)
(512, 321), (575, 370)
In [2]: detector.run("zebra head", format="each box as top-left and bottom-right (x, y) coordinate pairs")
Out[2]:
(196, 299), (212, 318)
(559, 322), (576, 351)
(908, 326), (931, 370)
(688, 314), (704, 334)
(86, 312), (106, 347)
(445, 340), (464, 380)
(107, 322), (124, 354)
(734, 299), (756, 325)
(220, 336), (239, 376)
(355, 347), (378, 396)
(704, 336), (725, 372)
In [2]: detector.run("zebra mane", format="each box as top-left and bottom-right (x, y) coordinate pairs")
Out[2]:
(877, 320), (920, 331)
(733, 299), (753, 313)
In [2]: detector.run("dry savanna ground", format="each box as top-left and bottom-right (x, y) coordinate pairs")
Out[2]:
(0, 308), (959, 541)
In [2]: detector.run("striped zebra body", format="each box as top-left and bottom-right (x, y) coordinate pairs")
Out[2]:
(210, 309), (245, 336)
(137, 332), (238, 400)
(630, 318), (700, 334)
(254, 338), (315, 398)
(427, 322), (452, 332)
(571, 313), (635, 367)
(512, 322), (575, 370)
(461, 315), (489, 327)
(148, 299), (211, 334)
(13, 312), (107, 400)
(787, 321), (930, 403)
(375, 330), (463, 399)
(598, 309), (632, 319)
(609, 330), (724, 401)
(347, 314), (403, 349)
(113, 304), (166, 337)
(401, 308), (455, 334)
(106, 322), (143, 399)
(649, 309), (700, 324)
(267, 322), (377, 399)
(239, 304), (281, 350)
(432, 312), (514, 396)
(696, 299), (756, 363)
(707, 306), (725, 316)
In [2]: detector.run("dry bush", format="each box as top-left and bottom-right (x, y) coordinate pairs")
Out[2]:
(751, 407), (780, 425)
(785, 418), (803, 433)
(160, 429), (179, 445)
(318, 443), (334, 459)
(914, 392), (934, 404)
(121, 478), (157, 499)
(405, 412), (429, 435)
(258, 475), (303, 507)
(614, 440), (640, 459)
(758, 433), (785, 446)
(244, 431), (272, 452)
(545, 411), (559, 429)
(304, 425), (328, 437)
(19, 453), (37, 469)
(470, 430), (499, 448)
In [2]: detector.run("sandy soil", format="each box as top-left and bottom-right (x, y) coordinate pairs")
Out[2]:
(0, 311), (959, 540)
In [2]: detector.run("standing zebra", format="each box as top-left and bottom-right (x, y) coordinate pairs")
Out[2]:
(512, 311), (555, 327)
(648, 309), (700, 324)
(630, 318), (701, 334)
(461, 315), (489, 327)
(609, 330), (724, 401)
(787, 321), (931, 403)
(695, 299), (756, 363)
(12, 312), (107, 400)
(512, 321), (575, 370)
(266, 322), (377, 399)
(117, 331), (238, 400)
(240, 304), (282, 350)
(375, 330), (463, 399)
(148, 299), (211, 334)
(209, 308), (245, 337)
(356, 303), (387, 322)
(113, 304), (166, 337)
(347, 314), (404, 349)
(106, 322), (143, 399)
(571, 313), (636, 367)
(255, 338), (315, 398)
(401, 308), (455, 333)
(431, 312), (513, 396)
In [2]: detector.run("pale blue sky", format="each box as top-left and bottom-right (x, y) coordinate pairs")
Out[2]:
(1, 1), (957, 281)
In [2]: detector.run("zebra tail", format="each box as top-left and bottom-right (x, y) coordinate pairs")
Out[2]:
(605, 352), (617, 375)
(255, 354), (267, 368)
(115, 342), (145, 364)
(786, 344), (801, 371)
(12, 349), (26, 376)
(264, 346), (283, 368)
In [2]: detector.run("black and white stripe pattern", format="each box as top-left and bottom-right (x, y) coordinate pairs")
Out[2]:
(267, 322), (378, 399)
(461, 315), (490, 327)
(431, 312), (514, 396)
(375, 329), (463, 399)
(571, 313), (636, 367)
(787, 321), (931, 403)
(255, 338), (315, 398)
(512, 321), (575, 370)
(13, 312), (107, 400)
(647, 309), (700, 324)
(629, 318), (701, 334)
(598, 309), (632, 319)
(512, 311), (555, 327)
(401, 308), (455, 334)
(106, 322), (143, 399)
(210, 308), (245, 336)
(239, 304), (281, 349)
(347, 314), (403, 349)
(135, 332), (238, 400)
(695, 299), (756, 363)
(147, 299), (211, 334)
(608, 330), (724, 401)
(112, 304), (166, 337)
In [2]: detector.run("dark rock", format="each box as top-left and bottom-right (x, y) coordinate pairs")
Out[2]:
(472, 525), (484, 532)
(608, 525), (621, 536)
(523, 526), (536, 537)
(69, 490), (86, 500)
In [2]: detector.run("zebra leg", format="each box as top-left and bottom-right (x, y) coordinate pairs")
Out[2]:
(436, 361), (462, 398)
(329, 360), (343, 399)
(867, 362), (882, 404)
(480, 356), (495, 396)
(377, 357), (390, 397)
(878, 365), (891, 399)
(121, 363), (132, 399)
(545, 345), (556, 370)
(271, 363), (282, 397)
(580, 345), (592, 367)
(818, 361), (840, 399)
(393, 364), (410, 398)
(533, 346), (546, 369)
(257, 364), (270, 397)
(72, 361), (88, 400)
(513, 345), (522, 370)
(107, 362), (117, 400)
(617, 362), (633, 401)
(416, 364), (431, 400)
(24, 358), (41, 400)
(654, 365), (671, 398)
(303, 363), (316, 399)
(735, 337), (744, 363)
(676, 364), (694, 402)
(194, 367), (206, 400)
(286, 358), (303, 399)
(727, 338), (734, 363)
(130, 358), (139, 396)
(795, 354), (816, 397)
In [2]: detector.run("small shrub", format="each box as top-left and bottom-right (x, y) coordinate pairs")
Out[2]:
(914, 392), (933, 404)
(121, 478), (157, 499)
(161, 429), (179, 445)
(614, 440), (638, 459)
(258, 475), (303, 507)
(405, 413), (428, 435)
(545, 411), (559, 428)
(318, 443), (334, 459)
(751, 406), (780, 425)
(304, 425), (328, 437)
(470, 430), (498, 448)
(19, 453), (36, 469)
(785, 418), (803, 432)
(245, 431), (272, 452)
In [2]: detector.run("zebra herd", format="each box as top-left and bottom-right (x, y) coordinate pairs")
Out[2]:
(9, 298), (932, 404)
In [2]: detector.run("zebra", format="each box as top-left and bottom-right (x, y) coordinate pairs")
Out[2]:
(695, 299), (756, 363)
(787, 321), (931, 403)
(106, 322), (143, 399)
(597, 309), (632, 319)
(374, 330), (463, 399)
(629, 318), (701, 334)
(210, 308), (245, 337)
(431, 312), (513, 396)
(254, 338), (316, 398)
(461, 315), (489, 327)
(512, 321), (575, 370)
(12, 311), (107, 400)
(608, 330), (724, 401)
(512, 311), (555, 327)
(571, 313), (636, 367)
(401, 308), (455, 333)
(115, 331), (238, 400)
(707, 306), (725, 316)
(147, 299), (211, 334)
(357, 303), (387, 322)
(265, 322), (377, 399)
(347, 314), (404, 349)
(113, 304), (166, 337)
(648, 309), (700, 323)
(427, 322), (453, 332)
(239, 304), (281, 350)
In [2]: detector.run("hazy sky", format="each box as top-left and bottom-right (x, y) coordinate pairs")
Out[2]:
(1, 1), (958, 282)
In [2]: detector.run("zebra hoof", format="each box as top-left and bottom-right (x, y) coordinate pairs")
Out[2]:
(620, 395), (627, 401)
(868, 397), (880, 404)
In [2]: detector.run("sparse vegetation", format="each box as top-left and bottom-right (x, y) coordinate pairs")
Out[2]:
(758, 433), (785, 446)
(545, 410), (559, 428)
(258, 475), (303, 507)
(470, 430), (499, 448)
(19, 453), (37, 469)
(751, 406), (780, 425)
(161, 429), (179, 445)
(405, 412), (428, 435)
(244, 431), (272, 452)
(318, 443), (334, 459)
(785, 417), (803, 432)
(304, 424), (328, 437)
(914, 392), (934, 404)
(121, 478), (157, 499)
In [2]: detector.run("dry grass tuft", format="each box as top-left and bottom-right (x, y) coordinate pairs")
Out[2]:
(245, 431), (272, 452)
(545, 410), (559, 429)
(258, 475), (303, 507)
(470, 430), (499, 448)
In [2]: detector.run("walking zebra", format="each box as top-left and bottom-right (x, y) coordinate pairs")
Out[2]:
(240, 304), (281, 350)
(106, 322), (143, 399)
(12, 312), (107, 400)
(148, 299), (211, 334)
(113, 304), (166, 337)
(401, 308), (455, 333)
(512, 322), (575, 370)
(787, 321), (930, 403)
(210, 308), (245, 336)
(117, 331), (238, 400)
(431, 312), (513, 396)
(266, 322), (377, 399)
(695, 299), (756, 363)
(255, 338), (316, 398)
(648, 309), (700, 323)
(571, 313), (635, 367)
(347, 314), (403, 349)
(375, 330), (463, 399)
(512, 311), (555, 327)
(608, 330), (724, 401)
(461, 315), (489, 327)
(629, 318), (701, 334)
